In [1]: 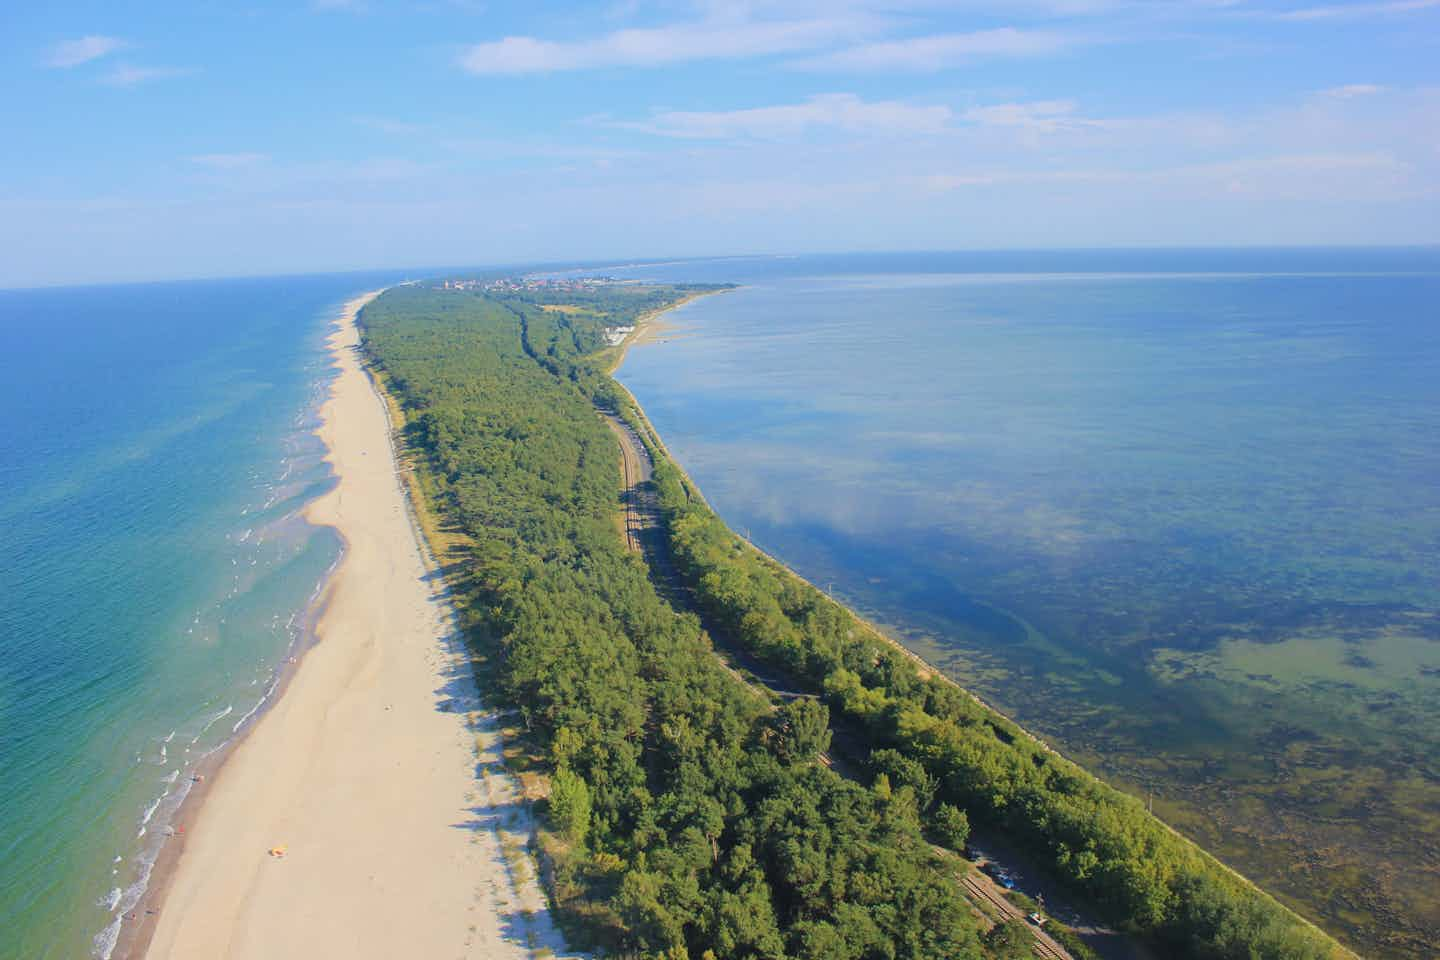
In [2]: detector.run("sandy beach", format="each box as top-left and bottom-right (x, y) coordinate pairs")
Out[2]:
(143, 292), (569, 960)
(605, 289), (727, 375)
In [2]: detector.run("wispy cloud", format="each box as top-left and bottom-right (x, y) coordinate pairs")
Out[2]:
(1318, 83), (1385, 98)
(349, 116), (644, 166)
(353, 115), (433, 136)
(190, 153), (268, 170)
(610, 93), (953, 139)
(101, 64), (190, 86)
(961, 99), (1099, 131)
(458, 15), (875, 74)
(924, 152), (1410, 193)
(47, 35), (125, 68)
(1270, 0), (1440, 21)
(790, 28), (1080, 72)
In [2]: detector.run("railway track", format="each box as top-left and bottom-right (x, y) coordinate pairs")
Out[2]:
(960, 874), (1072, 960)
(604, 415), (656, 556)
(602, 410), (1074, 960)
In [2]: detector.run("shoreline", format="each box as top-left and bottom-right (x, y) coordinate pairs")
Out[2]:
(110, 547), (339, 960)
(603, 286), (734, 376)
(137, 291), (568, 960)
(607, 291), (1345, 956)
(109, 298), (372, 960)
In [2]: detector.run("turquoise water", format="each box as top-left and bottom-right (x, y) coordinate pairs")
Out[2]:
(0, 273), (395, 959)
(608, 250), (1440, 954)
(6, 255), (1436, 956)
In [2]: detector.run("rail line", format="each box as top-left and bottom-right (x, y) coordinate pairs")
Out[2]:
(960, 874), (1073, 960)
(602, 409), (1073, 960)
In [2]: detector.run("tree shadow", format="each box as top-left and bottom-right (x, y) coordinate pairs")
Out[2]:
(500, 906), (576, 957)
(442, 702), (589, 958)
(421, 560), (470, 585)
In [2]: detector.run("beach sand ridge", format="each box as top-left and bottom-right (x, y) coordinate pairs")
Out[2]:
(144, 292), (573, 960)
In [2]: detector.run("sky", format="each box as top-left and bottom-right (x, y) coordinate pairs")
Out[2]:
(2, 1), (1438, 287)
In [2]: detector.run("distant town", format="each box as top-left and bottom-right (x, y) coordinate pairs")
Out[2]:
(437, 276), (638, 293)
(434, 275), (643, 345)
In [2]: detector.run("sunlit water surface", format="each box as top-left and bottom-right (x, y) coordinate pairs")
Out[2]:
(608, 250), (1440, 957)
(0, 272), (396, 959)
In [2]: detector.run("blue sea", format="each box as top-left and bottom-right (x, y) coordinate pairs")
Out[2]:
(3, 253), (1437, 958)
(0, 273), (395, 959)
(603, 249), (1440, 955)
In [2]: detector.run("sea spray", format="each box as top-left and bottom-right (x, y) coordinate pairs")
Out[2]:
(191, 704), (233, 744)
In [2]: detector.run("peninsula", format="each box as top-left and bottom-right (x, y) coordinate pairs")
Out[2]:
(353, 278), (1351, 960)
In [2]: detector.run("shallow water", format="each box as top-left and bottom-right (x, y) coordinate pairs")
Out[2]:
(610, 250), (1440, 957)
(0, 273), (395, 959)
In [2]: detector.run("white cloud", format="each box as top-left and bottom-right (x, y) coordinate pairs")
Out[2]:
(924, 152), (1411, 194)
(790, 28), (1079, 72)
(47, 35), (125, 68)
(1317, 84), (1385, 99)
(605, 0), (644, 20)
(1271, 0), (1440, 20)
(459, 16), (872, 74)
(613, 93), (953, 139)
(961, 99), (1097, 131)
(101, 64), (189, 86)
(680, 0), (1126, 16)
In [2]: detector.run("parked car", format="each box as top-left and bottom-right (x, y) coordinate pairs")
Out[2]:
(1027, 912), (1047, 927)
(981, 862), (1017, 889)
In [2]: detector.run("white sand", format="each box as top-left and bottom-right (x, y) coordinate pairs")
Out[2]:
(145, 292), (572, 960)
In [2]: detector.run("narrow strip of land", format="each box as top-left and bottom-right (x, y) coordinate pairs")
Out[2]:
(603, 405), (1085, 960)
(603, 411), (817, 700)
(143, 293), (568, 960)
(606, 414), (655, 556)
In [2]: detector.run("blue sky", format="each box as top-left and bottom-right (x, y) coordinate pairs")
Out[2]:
(2, 1), (1438, 286)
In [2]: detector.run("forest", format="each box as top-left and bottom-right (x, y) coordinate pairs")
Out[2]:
(358, 280), (1350, 960)
(361, 282), (990, 959)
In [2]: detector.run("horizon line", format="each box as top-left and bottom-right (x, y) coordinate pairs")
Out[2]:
(4, 242), (1440, 292)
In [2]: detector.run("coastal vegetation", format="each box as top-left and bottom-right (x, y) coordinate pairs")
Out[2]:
(358, 279), (1350, 960)
(645, 442), (1347, 960)
(361, 282), (986, 958)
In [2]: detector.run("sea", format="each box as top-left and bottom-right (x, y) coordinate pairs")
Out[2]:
(0, 272), (397, 959)
(602, 249), (1440, 957)
(3, 253), (1437, 959)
